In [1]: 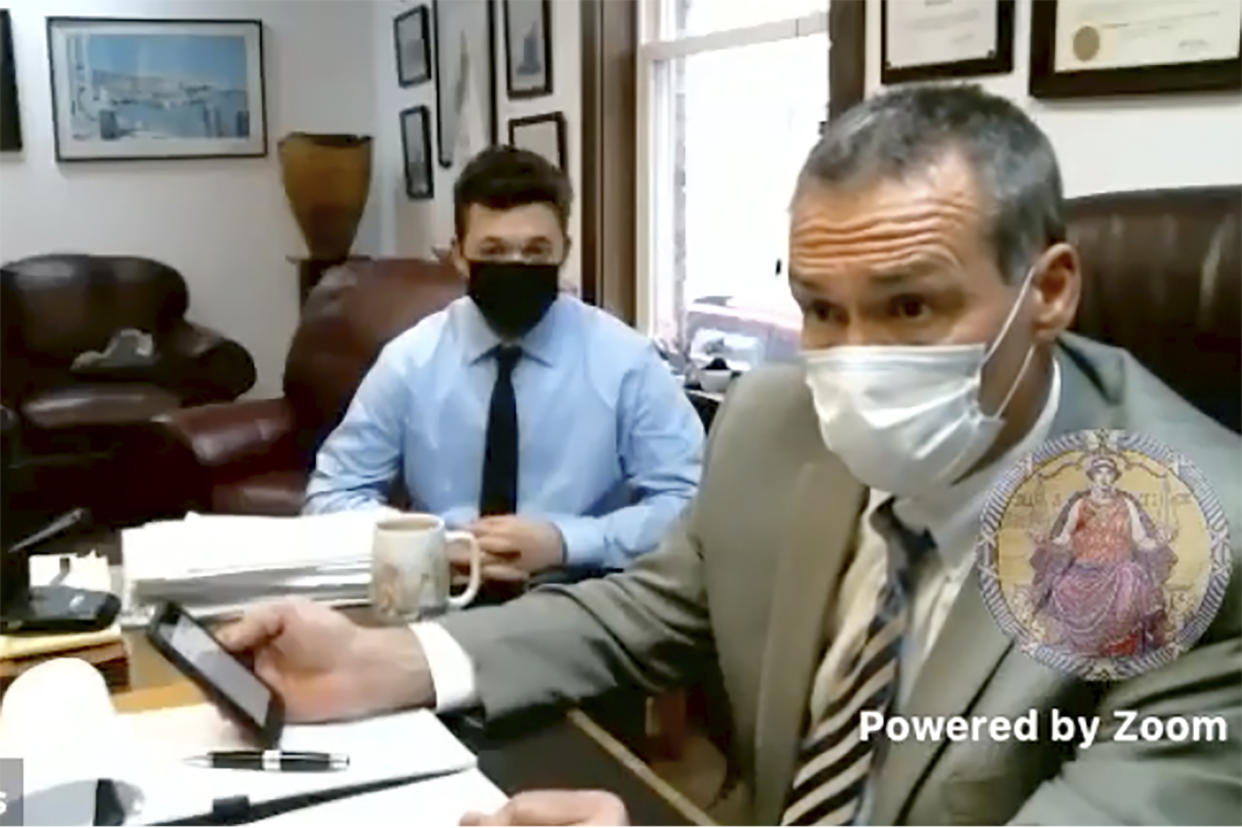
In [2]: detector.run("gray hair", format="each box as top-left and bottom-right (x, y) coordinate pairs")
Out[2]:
(797, 84), (1066, 283)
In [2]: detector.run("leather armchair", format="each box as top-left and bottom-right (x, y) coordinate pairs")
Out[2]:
(155, 257), (465, 515)
(1, 254), (257, 525)
(1066, 185), (1240, 433)
(1, 255), (256, 422)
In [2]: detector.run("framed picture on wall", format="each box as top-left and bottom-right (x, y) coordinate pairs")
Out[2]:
(1030, 0), (1242, 98)
(401, 104), (434, 199)
(881, 0), (1014, 84)
(433, 0), (496, 168)
(394, 6), (431, 87)
(508, 111), (564, 170)
(1, 10), (21, 151)
(504, 0), (552, 98)
(46, 17), (267, 161)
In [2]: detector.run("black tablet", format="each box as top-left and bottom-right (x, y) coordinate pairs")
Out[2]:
(145, 601), (284, 746)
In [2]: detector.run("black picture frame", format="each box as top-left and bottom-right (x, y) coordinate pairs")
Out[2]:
(1030, 1), (1242, 98)
(401, 104), (434, 200)
(394, 5), (431, 87)
(503, 0), (552, 98)
(508, 110), (565, 170)
(1, 10), (21, 151)
(881, 0), (1014, 84)
(46, 16), (267, 161)
(433, 0), (497, 169)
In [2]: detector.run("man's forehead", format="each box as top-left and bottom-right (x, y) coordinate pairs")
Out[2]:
(787, 153), (988, 278)
(790, 151), (982, 233)
(464, 202), (563, 240)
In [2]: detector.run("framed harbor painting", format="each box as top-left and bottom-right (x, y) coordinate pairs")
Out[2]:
(46, 17), (267, 161)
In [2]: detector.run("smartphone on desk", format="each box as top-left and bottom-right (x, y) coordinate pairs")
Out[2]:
(145, 601), (284, 747)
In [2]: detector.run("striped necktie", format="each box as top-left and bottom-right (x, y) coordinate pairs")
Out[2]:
(781, 498), (933, 826)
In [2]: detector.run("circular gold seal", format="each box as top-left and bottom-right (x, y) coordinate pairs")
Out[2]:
(1072, 25), (1101, 62)
(976, 429), (1230, 681)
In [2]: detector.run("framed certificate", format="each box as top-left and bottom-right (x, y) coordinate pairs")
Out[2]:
(881, 0), (1014, 84)
(1030, 0), (1242, 98)
(508, 111), (565, 170)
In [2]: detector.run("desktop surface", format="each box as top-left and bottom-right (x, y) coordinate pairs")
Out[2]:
(111, 622), (703, 826)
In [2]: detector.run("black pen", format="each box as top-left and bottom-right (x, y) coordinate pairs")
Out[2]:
(184, 750), (350, 771)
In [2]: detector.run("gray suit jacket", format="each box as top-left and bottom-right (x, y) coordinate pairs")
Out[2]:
(440, 334), (1241, 824)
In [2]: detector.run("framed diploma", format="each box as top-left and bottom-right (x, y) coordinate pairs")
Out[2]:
(1030, 0), (1242, 98)
(882, 0), (1015, 83)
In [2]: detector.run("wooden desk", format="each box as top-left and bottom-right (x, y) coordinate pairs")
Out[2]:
(113, 631), (711, 826)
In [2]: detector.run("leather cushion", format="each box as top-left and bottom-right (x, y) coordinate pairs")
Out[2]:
(283, 258), (464, 450)
(212, 470), (308, 516)
(1, 254), (188, 360)
(1067, 186), (1241, 432)
(21, 384), (181, 430)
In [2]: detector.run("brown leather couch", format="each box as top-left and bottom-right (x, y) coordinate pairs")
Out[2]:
(1, 254), (257, 525)
(1066, 186), (1239, 433)
(155, 257), (465, 515)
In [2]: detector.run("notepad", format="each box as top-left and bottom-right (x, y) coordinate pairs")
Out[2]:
(0, 659), (485, 825)
(116, 703), (479, 824)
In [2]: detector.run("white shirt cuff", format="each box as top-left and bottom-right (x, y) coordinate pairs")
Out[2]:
(411, 621), (480, 712)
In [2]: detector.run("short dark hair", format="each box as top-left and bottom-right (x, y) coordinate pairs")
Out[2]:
(453, 146), (573, 240)
(797, 84), (1066, 282)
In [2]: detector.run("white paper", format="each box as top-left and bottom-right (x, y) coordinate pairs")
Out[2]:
(248, 769), (508, 827)
(122, 511), (389, 580)
(120, 510), (401, 618)
(1053, 0), (1242, 72)
(115, 704), (478, 824)
(886, 0), (999, 69)
(28, 550), (112, 590)
(1, 666), (482, 827)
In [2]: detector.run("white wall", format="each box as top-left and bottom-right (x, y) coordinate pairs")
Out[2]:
(863, 0), (1242, 196)
(372, 0), (582, 288)
(0, 0), (584, 396)
(0, 0), (379, 397)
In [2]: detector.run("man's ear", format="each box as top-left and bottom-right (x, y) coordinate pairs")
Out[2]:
(1030, 242), (1080, 344)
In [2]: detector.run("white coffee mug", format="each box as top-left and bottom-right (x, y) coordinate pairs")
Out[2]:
(371, 513), (481, 621)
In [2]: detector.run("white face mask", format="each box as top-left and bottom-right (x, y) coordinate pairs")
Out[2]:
(802, 270), (1037, 497)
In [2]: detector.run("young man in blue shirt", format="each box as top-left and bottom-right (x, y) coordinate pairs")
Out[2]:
(304, 147), (704, 584)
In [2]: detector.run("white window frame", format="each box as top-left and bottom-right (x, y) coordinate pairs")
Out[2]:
(634, 1), (829, 337)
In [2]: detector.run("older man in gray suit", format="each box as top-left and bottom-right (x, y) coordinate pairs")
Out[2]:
(222, 85), (1240, 825)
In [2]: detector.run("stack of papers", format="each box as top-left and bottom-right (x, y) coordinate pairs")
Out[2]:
(121, 510), (397, 621)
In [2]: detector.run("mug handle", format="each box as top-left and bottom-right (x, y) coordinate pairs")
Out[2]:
(445, 530), (481, 609)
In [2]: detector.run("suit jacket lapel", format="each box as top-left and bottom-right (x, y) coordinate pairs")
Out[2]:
(870, 345), (1119, 824)
(753, 459), (865, 823)
(867, 576), (1012, 824)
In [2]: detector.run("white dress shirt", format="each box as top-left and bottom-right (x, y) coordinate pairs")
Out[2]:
(415, 362), (1062, 717)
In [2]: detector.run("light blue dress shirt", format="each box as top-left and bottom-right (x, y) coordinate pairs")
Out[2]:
(304, 294), (705, 569)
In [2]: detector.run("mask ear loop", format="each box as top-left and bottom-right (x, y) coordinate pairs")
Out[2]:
(978, 264), (1039, 416)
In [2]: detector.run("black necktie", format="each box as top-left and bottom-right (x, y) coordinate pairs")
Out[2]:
(480, 345), (522, 516)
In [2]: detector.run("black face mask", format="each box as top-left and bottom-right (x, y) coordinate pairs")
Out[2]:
(467, 261), (560, 339)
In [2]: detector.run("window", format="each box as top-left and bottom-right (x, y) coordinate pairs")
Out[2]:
(638, 0), (828, 369)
